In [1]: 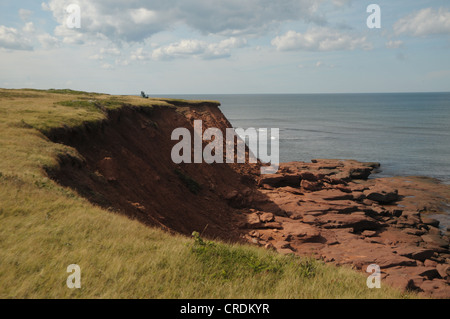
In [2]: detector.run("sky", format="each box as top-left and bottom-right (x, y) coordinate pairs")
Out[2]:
(0, 0), (449, 94)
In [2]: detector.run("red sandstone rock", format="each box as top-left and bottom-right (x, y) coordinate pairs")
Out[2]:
(418, 279), (450, 298)
(364, 186), (399, 204)
(421, 216), (440, 228)
(395, 247), (435, 262)
(424, 259), (438, 267)
(300, 179), (322, 191)
(362, 230), (377, 237)
(316, 212), (382, 232)
(260, 212), (275, 223)
(282, 222), (322, 243)
(436, 264), (450, 279)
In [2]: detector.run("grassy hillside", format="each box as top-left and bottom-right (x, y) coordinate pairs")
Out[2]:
(0, 88), (414, 298)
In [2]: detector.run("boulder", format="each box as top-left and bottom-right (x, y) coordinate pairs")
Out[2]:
(282, 222), (322, 243)
(384, 276), (417, 292)
(363, 186), (399, 204)
(274, 241), (295, 254)
(241, 213), (263, 229)
(317, 212), (382, 232)
(418, 279), (450, 298)
(259, 174), (299, 188)
(259, 212), (275, 223)
(300, 179), (322, 191)
(298, 171), (325, 182)
(421, 217), (440, 228)
(436, 264), (450, 279)
(421, 234), (449, 248)
(362, 230), (377, 237)
(374, 255), (417, 268)
(349, 167), (373, 180)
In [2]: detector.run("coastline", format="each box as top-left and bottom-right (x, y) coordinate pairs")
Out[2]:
(2, 88), (448, 298)
(238, 159), (450, 297)
(42, 93), (449, 298)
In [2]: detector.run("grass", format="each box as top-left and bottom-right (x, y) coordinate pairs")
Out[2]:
(0, 88), (416, 298)
(174, 168), (202, 194)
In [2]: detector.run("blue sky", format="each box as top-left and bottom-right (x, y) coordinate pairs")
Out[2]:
(0, 0), (449, 94)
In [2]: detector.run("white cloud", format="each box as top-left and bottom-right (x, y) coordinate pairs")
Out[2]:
(23, 22), (35, 33)
(38, 33), (59, 49)
(100, 47), (121, 55)
(89, 53), (103, 60)
(151, 37), (246, 60)
(54, 25), (85, 44)
(130, 8), (158, 25)
(315, 61), (335, 68)
(19, 9), (33, 21)
(101, 62), (114, 69)
(203, 37), (247, 59)
(131, 47), (151, 61)
(43, 0), (324, 43)
(394, 8), (450, 37)
(152, 40), (208, 60)
(41, 2), (51, 11)
(385, 40), (403, 49)
(115, 58), (129, 66)
(331, 0), (353, 7)
(89, 47), (122, 61)
(271, 28), (372, 51)
(0, 25), (32, 50)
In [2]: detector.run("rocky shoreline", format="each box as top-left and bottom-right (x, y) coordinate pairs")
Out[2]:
(230, 159), (450, 298)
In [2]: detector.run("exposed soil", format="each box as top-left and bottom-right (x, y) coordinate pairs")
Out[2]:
(46, 103), (262, 241)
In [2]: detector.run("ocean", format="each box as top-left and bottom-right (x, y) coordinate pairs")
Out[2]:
(159, 93), (450, 184)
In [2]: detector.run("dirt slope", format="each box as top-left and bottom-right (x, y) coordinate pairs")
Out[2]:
(46, 102), (262, 241)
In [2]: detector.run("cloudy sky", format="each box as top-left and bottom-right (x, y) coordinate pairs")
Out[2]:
(0, 0), (449, 94)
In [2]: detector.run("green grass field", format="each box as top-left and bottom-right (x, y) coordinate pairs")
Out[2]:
(0, 88), (415, 298)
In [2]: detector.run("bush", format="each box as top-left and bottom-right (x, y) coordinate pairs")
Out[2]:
(174, 168), (201, 194)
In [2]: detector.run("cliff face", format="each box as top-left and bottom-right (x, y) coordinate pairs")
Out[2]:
(46, 101), (261, 241)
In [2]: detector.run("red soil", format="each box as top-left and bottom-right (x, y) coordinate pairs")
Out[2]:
(46, 103), (262, 241)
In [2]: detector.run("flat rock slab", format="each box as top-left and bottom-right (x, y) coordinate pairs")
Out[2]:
(304, 189), (354, 201)
(395, 247), (435, 261)
(282, 222), (322, 243)
(421, 234), (449, 248)
(316, 212), (382, 232)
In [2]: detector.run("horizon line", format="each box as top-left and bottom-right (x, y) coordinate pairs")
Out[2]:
(3, 87), (450, 96)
